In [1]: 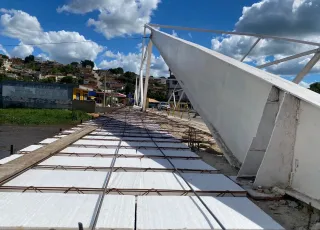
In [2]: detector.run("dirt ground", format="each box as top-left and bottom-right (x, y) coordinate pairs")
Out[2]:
(0, 125), (72, 159)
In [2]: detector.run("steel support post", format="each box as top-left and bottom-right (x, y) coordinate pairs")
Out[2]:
(241, 38), (261, 62)
(293, 52), (320, 83)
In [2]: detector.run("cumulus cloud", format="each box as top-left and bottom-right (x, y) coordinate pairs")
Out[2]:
(11, 43), (34, 58)
(0, 44), (10, 57)
(172, 30), (178, 37)
(211, 0), (320, 76)
(99, 51), (168, 77)
(58, 0), (160, 39)
(0, 9), (103, 63)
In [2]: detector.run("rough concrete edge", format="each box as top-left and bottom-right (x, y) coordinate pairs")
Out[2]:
(286, 188), (320, 210)
(0, 125), (97, 184)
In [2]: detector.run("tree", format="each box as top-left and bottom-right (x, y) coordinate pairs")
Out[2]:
(0, 59), (3, 67)
(70, 62), (79, 67)
(24, 55), (35, 63)
(109, 67), (124, 75)
(60, 76), (77, 84)
(80, 60), (94, 69)
(1, 54), (9, 59)
(309, 82), (320, 94)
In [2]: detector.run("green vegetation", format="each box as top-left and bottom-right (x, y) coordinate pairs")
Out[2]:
(24, 55), (35, 64)
(80, 60), (94, 69)
(0, 109), (91, 125)
(309, 82), (320, 94)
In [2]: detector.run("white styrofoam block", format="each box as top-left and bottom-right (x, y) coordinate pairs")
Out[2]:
(179, 173), (245, 192)
(137, 196), (283, 230)
(54, 134), (68, 138)
(156, 142), (189, 149)
(0, 193), (99, 229)
(140, 158), (172, 169)
(39, 156), (113, 167)
(137, 196), (220, 230)
(114, 158), (141, 168)
(171, 159), (217, 171)
(107, 172), (187, 190)
(18, 144), (44, 152)
(122, 137), (152, 141)
(73, 140), (120, 146)
(162, 150), (199, 157)
(121, 141), (156, 147)
(200, 197), (284, 229)
(0, 154), (23, 164)
(60, 147), (116, 155)
(83, 135), (120, 140)
(118, 148), (138, 155)
(39, 138), (59, 144)
(107, 172), (141, 189)
(136, 149), (164, 156)
(4, 169), (107, 188)
(96, 195), (135, 230)
(62, 129), (76, 134)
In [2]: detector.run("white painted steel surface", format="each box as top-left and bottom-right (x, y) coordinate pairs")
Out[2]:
(137, 196), (283, 230)
(60, 147), (117, 155)
(0, 154), (23, 164)
(0, 193), (98, 229)
(4, 169), (107, 188)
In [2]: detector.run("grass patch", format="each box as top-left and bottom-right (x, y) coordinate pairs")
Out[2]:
(0, 109), (91, 125)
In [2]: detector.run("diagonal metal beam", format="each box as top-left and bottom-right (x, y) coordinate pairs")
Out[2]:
(293, 52), (320, 84)
(258, 48), (320, 69)
(241, 38), (261, 62)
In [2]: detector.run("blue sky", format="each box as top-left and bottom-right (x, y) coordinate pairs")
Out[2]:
(0, 0), (319, 85)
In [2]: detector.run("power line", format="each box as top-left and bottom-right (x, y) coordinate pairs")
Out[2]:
(0, 36), (149, 47)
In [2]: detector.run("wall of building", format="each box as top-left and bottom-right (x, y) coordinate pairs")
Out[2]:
(0, 81), (74, 109)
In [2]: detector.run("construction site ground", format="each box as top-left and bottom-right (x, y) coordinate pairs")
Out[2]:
(0, 108), (319, 229)
(148, 109), (320, 230)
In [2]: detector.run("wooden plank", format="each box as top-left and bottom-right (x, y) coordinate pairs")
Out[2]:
(0, 126), (97, 184)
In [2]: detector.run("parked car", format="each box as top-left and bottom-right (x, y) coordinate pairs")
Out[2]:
(157, 102), (170, 110)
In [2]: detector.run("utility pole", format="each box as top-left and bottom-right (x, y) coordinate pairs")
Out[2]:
(103, 74), (106, 107)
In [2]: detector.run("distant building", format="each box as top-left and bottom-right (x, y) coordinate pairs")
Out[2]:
(155, 77), (167, 85)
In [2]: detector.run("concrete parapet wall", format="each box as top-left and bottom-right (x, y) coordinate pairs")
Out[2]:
(150, 27), (320, 206)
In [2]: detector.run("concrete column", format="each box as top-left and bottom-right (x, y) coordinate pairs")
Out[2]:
(254, 93), (300, 188)
(142, 41), (153, 111)
(238, 87), (281, 177)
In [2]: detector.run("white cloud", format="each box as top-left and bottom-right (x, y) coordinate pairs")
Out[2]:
(188, 32), (192, 39)
(99, 51), (168, 77)
(58, 0), (160, 39)
(0, 44), (10, 57)
(0, 9), (103, 64)
(105, 50), (120, 58)
(172, 30), (178, 37)
(36, 53), (49, 61)
(10, 43), (34, 58)
(299, 80), (311, 88)
(211, 0), (320, 76)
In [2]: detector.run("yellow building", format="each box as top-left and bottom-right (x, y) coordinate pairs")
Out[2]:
(72, 85), (93, 100)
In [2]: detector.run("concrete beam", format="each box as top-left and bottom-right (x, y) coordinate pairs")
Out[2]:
(254, 93), (299, 188)
(238, 87), (281, 177)
(0, 126), (97, 184)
